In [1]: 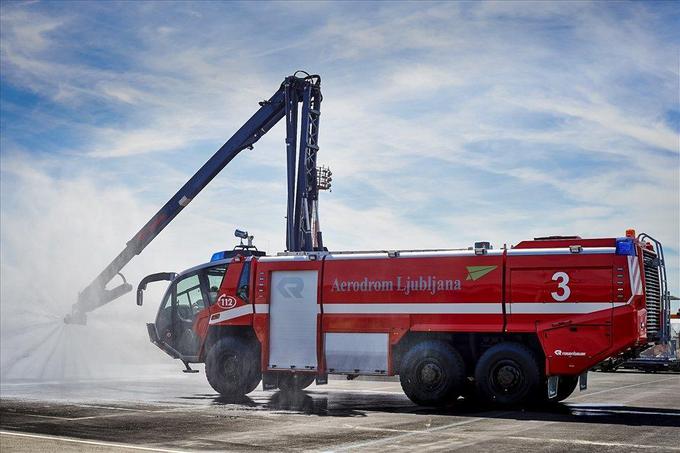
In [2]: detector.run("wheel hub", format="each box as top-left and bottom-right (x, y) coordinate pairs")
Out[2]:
(420, 362), (443, 387)
(222, 355), (238, 379)
(494, 363), (522, 392)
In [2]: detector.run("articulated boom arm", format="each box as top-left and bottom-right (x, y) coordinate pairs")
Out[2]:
(66, 72), (324, 324)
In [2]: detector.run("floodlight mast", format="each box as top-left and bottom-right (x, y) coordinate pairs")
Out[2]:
(65, 72), (326, 324)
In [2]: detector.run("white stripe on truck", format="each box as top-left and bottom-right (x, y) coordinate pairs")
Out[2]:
(322, 303), (502, 315)
(209, 305), (253, 324)
(510, 302), (626, 314)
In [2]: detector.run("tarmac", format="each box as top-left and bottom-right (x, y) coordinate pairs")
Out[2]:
(1, 366), (679, 452)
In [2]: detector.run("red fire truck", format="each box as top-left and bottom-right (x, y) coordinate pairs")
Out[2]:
(138, 230), (667, 406)
(66, 73), (670, 406)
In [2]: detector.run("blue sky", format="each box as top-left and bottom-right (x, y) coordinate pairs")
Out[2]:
(1, 0), (679, 313)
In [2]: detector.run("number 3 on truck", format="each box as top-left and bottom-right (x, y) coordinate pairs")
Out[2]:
(551, 271), (570, 301)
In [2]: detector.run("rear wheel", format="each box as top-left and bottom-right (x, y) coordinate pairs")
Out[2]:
(475, 342), (540, 406)
(399, 340), (465, 407)
(278, 373), (315, 392)
(205, 337), (261, 397)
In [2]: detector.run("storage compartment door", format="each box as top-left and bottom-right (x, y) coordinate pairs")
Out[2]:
(325, 333), (388, 375)
(268, 270), (318, 370)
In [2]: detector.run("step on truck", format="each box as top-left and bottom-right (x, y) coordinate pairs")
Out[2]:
(64, 72), (671, 406)
(139, 230), (669, 406)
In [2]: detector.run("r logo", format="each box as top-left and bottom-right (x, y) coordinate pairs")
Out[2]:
(217, 294), (237, 309)
(276, 277), (304, 298)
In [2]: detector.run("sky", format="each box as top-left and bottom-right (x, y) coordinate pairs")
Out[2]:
(0, 1), (679, 377)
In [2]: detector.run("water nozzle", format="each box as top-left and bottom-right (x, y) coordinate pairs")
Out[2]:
(65, 273), (133, 325)
(64, 307), (87, 325)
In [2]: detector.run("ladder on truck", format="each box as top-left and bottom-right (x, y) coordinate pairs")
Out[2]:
(622, 234), (678, 371)
(65, 72), (329, 324)
(596, 233), (678, 372)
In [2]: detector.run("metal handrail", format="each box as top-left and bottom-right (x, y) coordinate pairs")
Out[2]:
(638, 233), (670, 343)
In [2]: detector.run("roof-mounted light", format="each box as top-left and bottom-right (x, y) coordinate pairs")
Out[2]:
(211, 251), (228, 262)
(616, 237), (636, 256)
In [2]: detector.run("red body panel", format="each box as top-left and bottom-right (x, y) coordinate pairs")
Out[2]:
(201, 237), (650, 378)
(322, 254), (504, 335)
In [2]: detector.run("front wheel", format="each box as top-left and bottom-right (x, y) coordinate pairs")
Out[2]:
(475, 342), (540, 406)
(205, 337), (261, 397)
(399, 340), (465, 407)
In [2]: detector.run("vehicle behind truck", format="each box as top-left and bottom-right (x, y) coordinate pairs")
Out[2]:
(140, 230), (669, 406)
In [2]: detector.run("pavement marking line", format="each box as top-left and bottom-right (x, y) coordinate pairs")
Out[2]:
(0, 375), (184, 387)
(311, 388), (406, 395)
(569, 376), (679, 400)
(0, 431), (189, 453)
(4, 412), (143, 422)
(506, 435), (680, 451)
(4, 413), (79, 421)
(341, 424), (420, 434)
(1, 405), (191, 421)
(327, 414), (509, 452)
(72, 403), (157, 412)
(567, 407), (680, 417)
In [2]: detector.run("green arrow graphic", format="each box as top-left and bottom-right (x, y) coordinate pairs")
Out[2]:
(466, 265), (498, 281)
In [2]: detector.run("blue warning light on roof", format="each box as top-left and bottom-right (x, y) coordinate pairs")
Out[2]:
(615, 238), (636, 256)
(211, 251), (228, 262)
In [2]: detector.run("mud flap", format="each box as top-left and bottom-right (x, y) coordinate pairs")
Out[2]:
(263, 372), (278, 391)
(547, 375), (559, 399)
(315, 373), (328, 386)
(579, 371), (588, 391)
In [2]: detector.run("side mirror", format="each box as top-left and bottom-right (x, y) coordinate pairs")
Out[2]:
(136, 272), (177, 307)
(136, 284), (146, 306)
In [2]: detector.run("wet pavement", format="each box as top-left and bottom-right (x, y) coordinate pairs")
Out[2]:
(1, 367), (679, 452)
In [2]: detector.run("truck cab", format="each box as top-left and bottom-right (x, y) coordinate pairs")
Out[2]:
(140, 247), (263, 368)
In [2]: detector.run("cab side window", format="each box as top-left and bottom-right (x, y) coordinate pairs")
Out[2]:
(237, 261), (251, 302)
(175, 274), (203, 319)
(205, 265), (227, 305)
(155, 290), (173, 339)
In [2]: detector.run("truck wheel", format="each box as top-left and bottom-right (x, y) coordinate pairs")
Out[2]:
(399, 340), (465, 406)
(205, 337), (261, 397)
(244, 368), (262, 394)
(278, 374), (315, 392)
(475, 342), (540, 406)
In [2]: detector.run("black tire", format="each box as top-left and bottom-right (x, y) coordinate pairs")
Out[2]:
(244, 369), (262, 394)
(399, 340), (465, 407)
(278, 373), (316, 392)
(475, 342), (541, 406)
(205, 337), (261, 397)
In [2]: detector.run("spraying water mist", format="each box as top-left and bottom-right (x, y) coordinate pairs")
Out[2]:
(0, 155), (180, 382)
